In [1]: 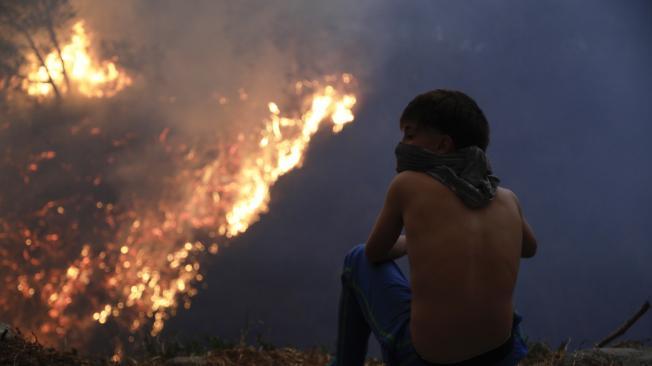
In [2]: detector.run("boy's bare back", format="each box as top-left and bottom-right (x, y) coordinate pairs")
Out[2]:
(360, 89), (537, 364)
(369, 170), (536, 363)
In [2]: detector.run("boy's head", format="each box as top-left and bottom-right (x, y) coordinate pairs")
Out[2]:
(399, 89), (489, 153)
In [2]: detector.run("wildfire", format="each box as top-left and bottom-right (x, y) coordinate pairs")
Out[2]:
(22, 21), (132, 98)
(2, 63), (357, 344)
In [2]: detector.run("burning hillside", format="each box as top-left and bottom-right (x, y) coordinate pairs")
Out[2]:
(0, 10), (358, 357)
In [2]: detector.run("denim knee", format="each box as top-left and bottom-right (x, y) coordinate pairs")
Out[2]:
(344, 243), (366, 266)
(341, 243), (366, 281)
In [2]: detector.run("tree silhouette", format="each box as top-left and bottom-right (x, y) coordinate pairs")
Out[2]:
(0, 0), (75, 101)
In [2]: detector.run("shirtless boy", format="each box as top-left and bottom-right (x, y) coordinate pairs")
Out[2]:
(332, 90), (537, 366)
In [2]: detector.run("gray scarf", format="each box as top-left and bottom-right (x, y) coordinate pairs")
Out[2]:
(395, 142), (500, 209)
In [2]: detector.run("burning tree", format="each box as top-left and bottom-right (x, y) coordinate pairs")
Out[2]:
(1, 0), (130, 101)
(0, 0), (76, 101)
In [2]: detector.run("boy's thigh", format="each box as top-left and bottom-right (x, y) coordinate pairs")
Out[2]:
(342, 244), (412, 349)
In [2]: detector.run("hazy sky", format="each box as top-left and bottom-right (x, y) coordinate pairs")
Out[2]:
(77, 0), (652, 353)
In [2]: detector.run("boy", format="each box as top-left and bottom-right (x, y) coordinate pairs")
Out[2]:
(332, 90), (537, 365)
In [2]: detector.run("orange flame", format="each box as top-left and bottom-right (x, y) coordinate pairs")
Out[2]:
(22, 21), (132, 98)
(216, 84), (356, 237)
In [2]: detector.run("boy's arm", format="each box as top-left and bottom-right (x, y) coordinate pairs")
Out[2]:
(511, 191), (538, 258)
(365, 176), (405, 264)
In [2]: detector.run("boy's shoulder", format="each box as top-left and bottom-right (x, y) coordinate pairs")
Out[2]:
(495, 186), (523, 213)
(496, 186), (516, 199)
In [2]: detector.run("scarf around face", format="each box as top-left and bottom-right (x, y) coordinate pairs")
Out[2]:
(395, 142), (500, 209)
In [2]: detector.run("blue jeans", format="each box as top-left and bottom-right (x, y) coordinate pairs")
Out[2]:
(332, 244), (529, 366)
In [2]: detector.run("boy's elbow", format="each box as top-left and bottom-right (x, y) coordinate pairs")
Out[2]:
(521, 239), (538, 258)
(364, 244), (384, 264)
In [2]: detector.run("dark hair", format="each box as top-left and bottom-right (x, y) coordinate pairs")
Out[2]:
(400, 89), (490, 151)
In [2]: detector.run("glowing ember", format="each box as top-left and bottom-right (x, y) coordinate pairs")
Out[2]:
(1, 70), (357, 344)
(22, 21), (132, 98)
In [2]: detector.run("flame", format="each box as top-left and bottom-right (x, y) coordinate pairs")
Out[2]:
(22, 21), (132, 98)
(1, 71), (357, 343)
(216, 84), (356, 237)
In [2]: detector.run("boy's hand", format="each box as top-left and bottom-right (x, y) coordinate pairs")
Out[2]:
(384, 235), (408, 261)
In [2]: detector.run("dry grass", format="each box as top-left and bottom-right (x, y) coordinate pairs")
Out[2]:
(520, 340), (604, 366)
(1, 328), (649, 366)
